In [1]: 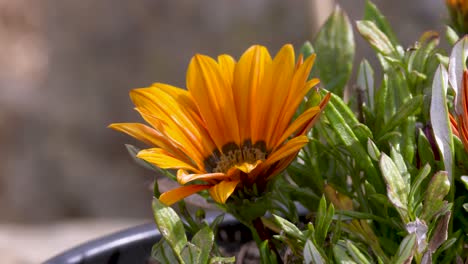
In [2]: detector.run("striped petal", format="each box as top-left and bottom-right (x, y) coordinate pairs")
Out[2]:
(137, 148), (202, 173)
(233, 45), (271, 143)
(187, 54), (240, 148)
(264, 136), (309, 167)
(208, 180), (240, 204)
(159, 185), (211, 206)
(177, 169), (227, 185)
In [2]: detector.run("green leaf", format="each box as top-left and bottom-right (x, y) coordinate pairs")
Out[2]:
(181, 242), (201, 264)
(322, 91), (383, 192)
(363, 0), (399, 45)
(191, 226), (214, 264)
(461, 176), (468, 190)
(346, 240), (372, 264)
(390, 147), (410, 186)
(125, 144), (158, 172)
(417, 130), (435, 168)
(314, 6), (355, 96)
(152, 198), (188, 257)
(315, 196), (334, 245)
(271, 214), (303, 241)
(422, 171), (451, 220)
(408, 163), (431, 209)
(300, 41), (315, 61)
(430, 65), (454, 181)
(357, 59), (375, 109)
(356, 20), (396, 57)
(392, 233), (417, 264)
(304, 239), (325, 264)
(378, 95), (423, 138)
(379, 154), (409, 222)
(152, 239), (180, 264)
(446, 26), (459, 46)
(333, 243), (357, 263)
(209, 256), (236, 264)
(367, 138), (381, 161)
(259, 240), (278, 264)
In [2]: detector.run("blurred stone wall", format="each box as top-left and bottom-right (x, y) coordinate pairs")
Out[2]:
(0, 0), (446, 222)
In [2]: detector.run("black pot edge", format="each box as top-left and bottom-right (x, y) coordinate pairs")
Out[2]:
(42, 213), (239, 264)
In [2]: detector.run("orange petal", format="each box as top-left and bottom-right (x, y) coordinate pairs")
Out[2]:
(177, 169), (227, 184)
(233, 45), (271, 143)
(257, 44), (295, 146)
(235, 160), (263, 174)
(264, 136), (309, 167)
(108, 123), (187, 159)
(218, 55), (236, 87)
(209, 180), (240, 204)
(275, 54), (318, 136)
(273, 106), (321, 149)
(187, 54), (240, 147)
(159, 185), (211, 206)
(137, 148), (202, 173)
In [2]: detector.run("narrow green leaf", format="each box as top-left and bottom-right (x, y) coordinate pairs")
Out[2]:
(314, 6), (355, 96)
(333, 243), (357, 263)
(152, 239), (180, 264)
(430, 65), (454, 181)
(378, 95), (423, 138)
(357, 59), (375, 109)
(446, 26), (459, 46)
(300, 41), (315, 60)
(422, 171), (450, 221)
(417, 130), (435, 168)
(379, 154), (409, 222)
(408, 163), (431, 209)
(323, 91), (383, 192)
(304, 239), (325, 264)
(191, 226), (214, 264)
(271, 214), (303, 241)
(259, 240), (278, 264)
(461, 176), (468, 190)
(346, 240), (371, 264)
(181, 242), (201, 264)
(125, 144), (158, 172)
(363, 0), (399, 45)
(390, 147), (410, 186)
(367, 138), (381, 161)
(392, 233), (416, 264)
(209, 256), (236, 264)
(152, 198), (188, 256)
(356, 20), (396, 57)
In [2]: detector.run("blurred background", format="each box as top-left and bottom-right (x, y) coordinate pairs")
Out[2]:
(0, 0), (447, 262)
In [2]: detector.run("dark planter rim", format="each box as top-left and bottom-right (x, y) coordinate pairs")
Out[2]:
(43, 214), (242, 264)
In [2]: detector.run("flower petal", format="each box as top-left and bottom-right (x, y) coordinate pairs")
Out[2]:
(208, 180), (240, 204)
(177, 169), (227, 185)
(137, 148), (202, 173)
(108, 123), (187, 159)
(233, 45), (271, 143)
(256, 44), (295, 146)
(235, 160), (262, 174)
(264, 136), (309, 166)
(273, 106), (321, 149)
(187, 54), (240, 148)
(159, 185), (211, 206)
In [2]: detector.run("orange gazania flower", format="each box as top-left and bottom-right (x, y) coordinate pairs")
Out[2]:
(451, 70), (468, 152)
(446, 0), (468, 34)
(109, 44), (330, 205)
